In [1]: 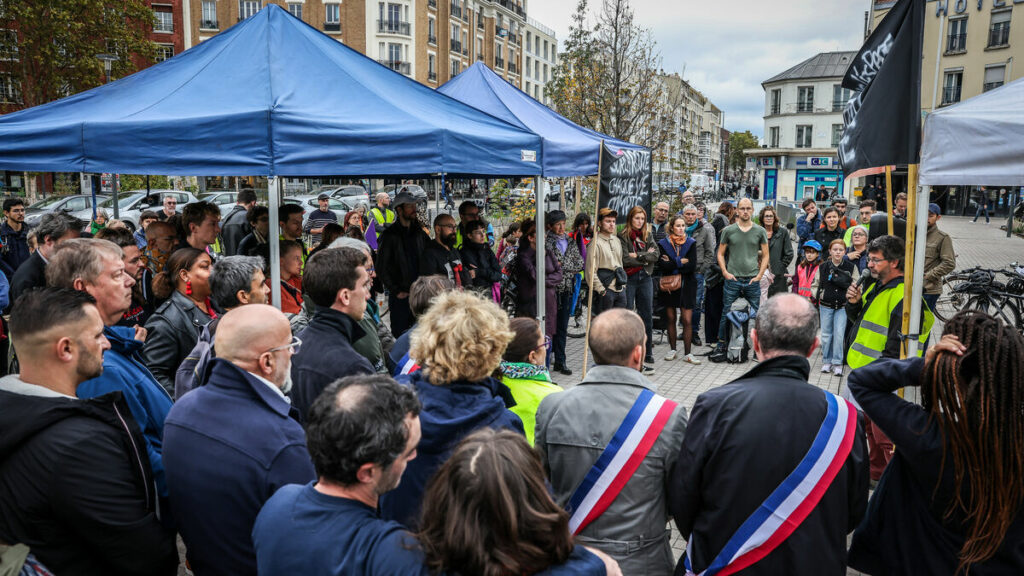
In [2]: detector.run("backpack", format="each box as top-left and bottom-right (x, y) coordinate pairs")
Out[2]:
(710, 298), (752, 363)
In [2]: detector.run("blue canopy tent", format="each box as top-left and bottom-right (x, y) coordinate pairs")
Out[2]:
(439, 62), (646, 338)
(0, 5), (543, 309)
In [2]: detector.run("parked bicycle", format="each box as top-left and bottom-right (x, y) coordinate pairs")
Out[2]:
(934, 263), (1024, 333)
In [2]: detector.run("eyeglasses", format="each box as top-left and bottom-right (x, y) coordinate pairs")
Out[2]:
(265, 335), (301, 355)
(438, 223), (456, 230)
(867, 257), (889, 264)
(534, 335), (552, 351)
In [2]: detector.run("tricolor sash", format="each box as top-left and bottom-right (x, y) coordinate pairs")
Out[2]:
(684, 390), (857, 576)
(394, 353), (419, 377)
(566, 388), (678, 535)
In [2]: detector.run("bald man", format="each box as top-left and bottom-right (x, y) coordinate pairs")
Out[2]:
(536, 309), (688, 575)
(163, 305), (316, 576)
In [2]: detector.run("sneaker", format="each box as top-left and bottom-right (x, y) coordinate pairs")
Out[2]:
(664, 350), (678, 361)
(821, 363), (832, 373)
(684, 353), (702, 365)
(642, 365), (656, 376)
(833, 366), (844, 377)
(692, 334), (703, 347)
(645, 355), (655, 365)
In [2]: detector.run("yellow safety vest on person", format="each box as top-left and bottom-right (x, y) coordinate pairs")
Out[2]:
(847, 280), (934, 369)
(370, 207), (395, 239)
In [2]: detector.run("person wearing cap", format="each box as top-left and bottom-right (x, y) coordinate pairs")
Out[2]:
(377, 191), (430, 336)
(369, 192), (396, 242)
(545, 209), (584, 375)
(586, 207), (627, 316)
(303, 192), (339, 248)
(923, 203), (955, 312)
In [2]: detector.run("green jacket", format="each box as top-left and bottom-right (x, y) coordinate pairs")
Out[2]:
(499, 362), (562, 446)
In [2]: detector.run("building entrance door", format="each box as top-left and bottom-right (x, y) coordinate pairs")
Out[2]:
(764, 170), (777, 200)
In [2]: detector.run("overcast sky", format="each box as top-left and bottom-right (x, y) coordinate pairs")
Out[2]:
(528, 0), (868, 139)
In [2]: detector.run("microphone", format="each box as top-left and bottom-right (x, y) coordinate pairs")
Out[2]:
(855, 272), (872, 290)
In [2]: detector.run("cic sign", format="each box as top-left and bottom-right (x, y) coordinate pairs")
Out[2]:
(808, 157), (833, 167)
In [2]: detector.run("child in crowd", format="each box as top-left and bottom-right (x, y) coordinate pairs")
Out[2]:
(792, 239), (821, 305)
(817, 239), (857, 376)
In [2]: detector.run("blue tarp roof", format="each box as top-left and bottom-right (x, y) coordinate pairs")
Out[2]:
(0, 5), (542, 177)
(438, 62), (644, 177)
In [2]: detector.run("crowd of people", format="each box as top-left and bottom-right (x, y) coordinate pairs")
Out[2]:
(0, 185), (1020, 576)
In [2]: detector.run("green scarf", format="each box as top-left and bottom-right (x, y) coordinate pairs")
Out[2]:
(499, 361), (551, 382)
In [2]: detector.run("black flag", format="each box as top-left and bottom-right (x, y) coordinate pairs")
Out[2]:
(598, 144), (652, 224)
(838, 0), (924, 177)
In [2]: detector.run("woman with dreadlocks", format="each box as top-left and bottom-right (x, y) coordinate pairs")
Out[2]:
(847, 310), (1024, 575)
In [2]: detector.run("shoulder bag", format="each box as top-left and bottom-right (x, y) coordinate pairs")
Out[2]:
(659, 242), (682, 292)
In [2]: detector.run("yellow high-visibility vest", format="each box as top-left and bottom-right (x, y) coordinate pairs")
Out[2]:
(847, 280), (934, 369)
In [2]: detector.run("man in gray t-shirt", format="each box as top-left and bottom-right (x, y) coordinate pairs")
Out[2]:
(715, 198), (769, 351)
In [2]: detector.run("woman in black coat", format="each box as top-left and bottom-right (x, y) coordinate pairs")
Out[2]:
(460, 220), (503, 297)
(759, 206), (793, 297)
(514, 219), (562, 338)
(814, 207), (845, 249)
(657, 215), (699, 364)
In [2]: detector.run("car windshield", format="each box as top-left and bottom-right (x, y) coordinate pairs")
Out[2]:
(99, 194), (144, 209)
(334, 187), (366, 197)
(27, 196), (69, 209)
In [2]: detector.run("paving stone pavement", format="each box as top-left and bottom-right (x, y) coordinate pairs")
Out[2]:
(544, 216), (1023, 570)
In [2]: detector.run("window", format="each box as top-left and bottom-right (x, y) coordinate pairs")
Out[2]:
(769, 126), (780, 148)
(942, 70), (962, 105)
(831, 124), (843, 147)
(526, 31), (531, 52)
(287, 3), (302, 19)
(989, 10), (1011, 47)
(983, 65), (1005, 92)
(543, 40), (548, 60)
(0, 74), (19, 104)
(428, 53), (437, 81)
(451, 58), (461, 77)
(201, 1), (218, 28)
(324, 3), (340, 24)
(534, 59), (539, 79)
(832, 85), (851, 111)
(769, 88), (781, 115)
(239, 0), (260, 20)
(153, 11), (173, 33)
(947, 18), (967, 52)
(796, 125), (812, 148)
(155, 44), (174, 62)
(428, 17), (436, 44)
(534, 35), (540, 55)
(388, 42), (401, 63)
(543, 63), (548, 82)
(476, 37), (482, 59)
(0, 29), (16, 61)
(797, 86), (814, 112)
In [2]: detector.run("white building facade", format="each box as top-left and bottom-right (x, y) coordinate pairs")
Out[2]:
(523, 17), (556, 105)
(745, 51), (854, 202)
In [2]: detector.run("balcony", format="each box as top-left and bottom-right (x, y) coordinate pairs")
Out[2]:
(508, 62), (517, 74)
(983, 81), (1003, 92)
(378, 59), (411, 75)
(988, 26), (1010, 48)
(323, 22), (341, 32)
(831, 99), (847, 112)
(495, 56), (505, 69)
(941, 85), (962, 105)
(477, 17), (484, 31)
(769, 104), (780, 115)
(509, 34), (520, 46)
(200, 19), (219, 30)
(946, 32), (966, 54)
(377, 19), (411, 36)
(796, 102), (814, 113)
(450, 4), (463, 19)
(496, 0), (526, 18)
(428, 33), (437, 45)
(450, 39), (462, 53)
(429, 71), (437, 82)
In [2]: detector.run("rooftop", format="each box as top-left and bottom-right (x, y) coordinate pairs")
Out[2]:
(762, 51), (857, 86)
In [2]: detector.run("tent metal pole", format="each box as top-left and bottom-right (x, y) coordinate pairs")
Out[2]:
(1007, 187), (1018, 239)
(112, 174), (120, 220)
(269, 176), (281, 310)
(535, 174), (546, 340)
(906, 181), (929, 361)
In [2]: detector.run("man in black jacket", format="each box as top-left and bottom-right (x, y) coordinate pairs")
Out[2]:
(0, 198), (31, 280)
(290, 247), (374, 419)
(377, 191), (429, 336)
(420, 213), (463, 286)
(670, 294), (868, 576)
(0, 288), (178, 575)
(10, 213), (80, 304)
(220, 188), (257, 256)
(459, 220), (501, 296)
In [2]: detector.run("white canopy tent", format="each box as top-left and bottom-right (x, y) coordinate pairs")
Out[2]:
(907, 76), (1024, 354)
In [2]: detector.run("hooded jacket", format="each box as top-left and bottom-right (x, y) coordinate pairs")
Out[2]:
(220, 204), (251, 257)
(291, 307), (374, 420)
(77, 326), (174, 498)
(0, 378), (177, 576)
(380, 371), (524, 529)
(459, 240), (503, 293)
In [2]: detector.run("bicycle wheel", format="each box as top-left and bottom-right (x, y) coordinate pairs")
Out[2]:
(965, 295), (1023, 331)
(933, 275), (971, 322)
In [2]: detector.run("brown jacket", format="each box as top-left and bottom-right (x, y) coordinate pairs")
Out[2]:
(923, 225), (955, 295)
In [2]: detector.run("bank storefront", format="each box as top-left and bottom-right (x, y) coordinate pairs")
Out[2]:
(747, 151), (843, 202)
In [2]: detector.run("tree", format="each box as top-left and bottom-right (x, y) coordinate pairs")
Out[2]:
(0, 0), (157, 110)
(728, 130), (760, 173)
(547, 0), (682, 152)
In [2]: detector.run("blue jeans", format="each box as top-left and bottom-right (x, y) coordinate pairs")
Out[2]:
(553, 290), (572, 366)
(692, 273), (706, 334)
(820, 306), (847, 366)
(923, 293), (939, 313)
(973, 203), (990, 222)
(718, 278), (762, 341)
(626, 270), (654, 359)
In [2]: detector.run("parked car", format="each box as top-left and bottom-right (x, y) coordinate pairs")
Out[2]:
(380, 184), (429, 204)
(80, 189), (199, 232)
(199, 190), (238, 208)
(329, 185), (371, 208)
(510, 178), (559, 203)
(23, 194), (110, 227)
(283, 195), (352, 231)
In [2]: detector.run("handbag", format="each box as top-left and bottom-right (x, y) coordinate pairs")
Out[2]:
(658, 242), (683, 292)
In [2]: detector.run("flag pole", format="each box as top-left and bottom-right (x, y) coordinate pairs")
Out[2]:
(885, 165), (894, 235)
(581, 142), (605, 380)
(899, 163), (919, 362)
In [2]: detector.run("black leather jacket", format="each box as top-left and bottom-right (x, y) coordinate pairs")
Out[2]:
(143, 291), (214, 395)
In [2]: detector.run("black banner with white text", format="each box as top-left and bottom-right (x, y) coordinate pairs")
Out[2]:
(599, 145), (652, 223)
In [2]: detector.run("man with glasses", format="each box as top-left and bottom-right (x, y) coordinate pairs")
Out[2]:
(291, 247), (375, 419)
(652, 202), (671, 242)
(0, 198), (30, 279)
(845, 235), (933, 483)
(455, 200), (495, 248)
(163, 304), (315, 576)
(421, 213), (464, 287)
(156, 194), (177, 221)
(713, 197), (769, 357)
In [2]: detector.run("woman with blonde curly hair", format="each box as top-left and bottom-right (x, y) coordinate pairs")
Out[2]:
(380, 290), (524, 530)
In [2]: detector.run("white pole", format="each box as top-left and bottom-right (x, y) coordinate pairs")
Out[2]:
(906, 184), (930, 358)
(268, 176), (281, 310)
(535, 175), (546, 339)
(930, 12), (945, 112)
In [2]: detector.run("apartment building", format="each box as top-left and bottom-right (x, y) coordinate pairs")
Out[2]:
(523, 17), (556, 105)
(188, 0), (546, 90)
(650, 72), (721, 187)
(745, 51), (855, 201)
(698, 102), (723, 177)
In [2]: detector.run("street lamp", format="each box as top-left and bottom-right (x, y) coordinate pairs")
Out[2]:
(95, 53), (121, 218)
